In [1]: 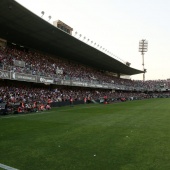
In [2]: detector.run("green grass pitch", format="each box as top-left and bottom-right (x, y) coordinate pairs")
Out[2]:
(1, 98), (170, 170)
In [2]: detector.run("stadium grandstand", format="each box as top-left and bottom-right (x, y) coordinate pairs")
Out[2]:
(0, 0), (170, 115)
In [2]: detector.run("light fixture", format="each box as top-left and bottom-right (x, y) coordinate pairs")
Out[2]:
(48, 16), (52, 21)
(41, 11), (45, 17)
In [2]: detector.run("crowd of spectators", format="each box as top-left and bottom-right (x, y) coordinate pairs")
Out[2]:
(1, 44), (170, 115)
(0, 80), (154, 114)
(1, 45), (170, 90)
(0, 82), (148, 104)
(0, 46), (170, 114)
(1, 80), (170, 115)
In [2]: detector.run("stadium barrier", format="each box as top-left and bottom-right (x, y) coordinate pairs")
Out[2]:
(0, 69), (146, 91)
(51, 100), (84, 107)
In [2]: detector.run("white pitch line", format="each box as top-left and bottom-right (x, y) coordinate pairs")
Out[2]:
(0, 163), (19, 170)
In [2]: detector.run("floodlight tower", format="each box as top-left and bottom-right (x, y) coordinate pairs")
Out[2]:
(139, 39), (148, 81)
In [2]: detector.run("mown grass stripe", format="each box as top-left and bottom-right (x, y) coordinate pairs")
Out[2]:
(0, 111), (51, 119)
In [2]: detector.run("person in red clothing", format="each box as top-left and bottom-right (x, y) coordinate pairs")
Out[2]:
(46, 104), (51, 110)
(104, 95), (108, 104)
(33, 101), (37, 108)
(84, 97), (87, 104)
(39, 104), (45, 111)
(70, 96), (73, 107)
(21, 102), (25, 111)
(47, 98), (53, 107)
(17, 106), (23, 113)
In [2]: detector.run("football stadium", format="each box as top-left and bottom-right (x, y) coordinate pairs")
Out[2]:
(0, 0), (170, 170)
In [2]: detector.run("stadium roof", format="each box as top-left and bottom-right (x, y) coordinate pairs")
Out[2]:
(0, 0), (144, 75)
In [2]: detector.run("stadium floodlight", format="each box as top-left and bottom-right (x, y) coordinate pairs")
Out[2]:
(41, 11), (45, 17)
(79, 34), (82, 39)
(74, 31), (77, 36)
(139, 39), (148, 54)
(48, 16), (52, 21)
(83, 37), (86, 40)
(126, 62), (131, 67)
(91, 41), (93, 44)
(139, 39), (148, 81)
(87, 39), (89, 42)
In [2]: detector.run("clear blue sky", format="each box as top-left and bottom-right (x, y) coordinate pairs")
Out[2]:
(15, 0), (170, 80)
